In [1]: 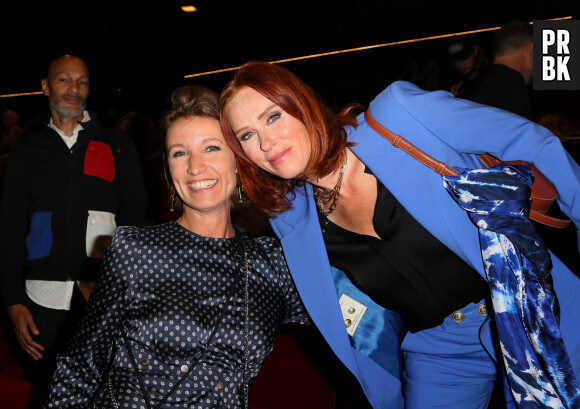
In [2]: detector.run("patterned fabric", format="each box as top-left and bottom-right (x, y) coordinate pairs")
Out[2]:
(442, 164), (580, 408)
(42, 221), (307, 409)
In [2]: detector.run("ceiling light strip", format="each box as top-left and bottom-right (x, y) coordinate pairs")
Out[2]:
(183, 16), (572, 79)
(0, 91), (43, 98)
(0, 16), (572, 97)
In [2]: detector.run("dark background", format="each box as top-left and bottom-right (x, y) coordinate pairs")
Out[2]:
(1, 4), (579, 408)
(1, 0), (579, 126)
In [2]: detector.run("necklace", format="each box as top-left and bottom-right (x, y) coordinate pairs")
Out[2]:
(236, 233), (251, 409)
(314, 150), (347, 217)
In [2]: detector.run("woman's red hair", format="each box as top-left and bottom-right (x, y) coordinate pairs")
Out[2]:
(220, 61), (361, 215)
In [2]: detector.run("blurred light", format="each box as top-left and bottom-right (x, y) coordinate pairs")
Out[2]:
(184, 16), (572, 78)
(0, 91), (43, 98)
(181, 5), (197, 12)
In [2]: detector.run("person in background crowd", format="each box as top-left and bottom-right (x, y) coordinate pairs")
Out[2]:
(0, 54), (151, 384)
(471, 20), (534, 120)
(0, 108), (25, 156)
(115, 110), (165, 222)
(444, 36), (490, 98)
(0, 108), (26, 202)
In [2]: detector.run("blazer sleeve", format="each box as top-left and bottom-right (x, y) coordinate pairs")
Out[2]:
(42, 227), (133, 409)
(386, 81), (580, 240)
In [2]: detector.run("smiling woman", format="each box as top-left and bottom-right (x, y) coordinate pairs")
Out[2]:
(225, 87), (312, 181)
(165, 114), (237, 235)
(160, 86), (246, 237)
(41, 85), (310, 409)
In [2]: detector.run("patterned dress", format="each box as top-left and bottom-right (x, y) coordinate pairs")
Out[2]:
(42, 221), (308, 408)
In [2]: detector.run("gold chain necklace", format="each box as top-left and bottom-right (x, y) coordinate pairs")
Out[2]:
(314, 151), (347, 217)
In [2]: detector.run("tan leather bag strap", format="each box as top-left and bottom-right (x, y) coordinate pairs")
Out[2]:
(364, 110), (459, 177)
(477, 154), (570, 228)
(364, 110), (572, 229)
(526, 212), (572, 229)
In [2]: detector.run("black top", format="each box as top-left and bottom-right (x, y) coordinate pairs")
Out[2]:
(471, 64), (532, 120)
(319, 175), (488, 333)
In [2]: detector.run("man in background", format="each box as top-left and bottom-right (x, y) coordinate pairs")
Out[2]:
(471, 20), (534, 120)
(0, 108), (24, 156)
(0, 55), (151, 384)
(445, 36), (490, 99)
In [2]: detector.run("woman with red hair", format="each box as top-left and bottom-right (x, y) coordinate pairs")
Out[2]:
(220, 61), (580, 409)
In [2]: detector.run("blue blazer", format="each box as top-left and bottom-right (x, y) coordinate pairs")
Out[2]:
(269, 81), (580, 408)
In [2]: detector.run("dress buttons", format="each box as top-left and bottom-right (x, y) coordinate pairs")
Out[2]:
(344, 319), (352, 328)
(180, 365), (189, 373)
(217, 381), (224, 390)
(478, 304), (488, 316)
(347, 307), (355, 314)
(452, 311), (465, 323)
(141, 357), (149, 365)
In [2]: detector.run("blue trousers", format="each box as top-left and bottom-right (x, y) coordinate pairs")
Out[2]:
(401, 301), (502, 409)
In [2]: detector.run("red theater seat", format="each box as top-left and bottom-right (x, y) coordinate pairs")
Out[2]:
(251, 328), (336, 409)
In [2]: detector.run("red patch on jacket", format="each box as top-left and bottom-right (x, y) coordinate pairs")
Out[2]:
(84, 141), (116, 182)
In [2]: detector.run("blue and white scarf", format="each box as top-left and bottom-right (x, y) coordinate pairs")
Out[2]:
(442, 164), (580, 409)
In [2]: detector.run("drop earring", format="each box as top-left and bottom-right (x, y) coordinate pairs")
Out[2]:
(169, 190), (176, 212)
(236, 185), (244, 204)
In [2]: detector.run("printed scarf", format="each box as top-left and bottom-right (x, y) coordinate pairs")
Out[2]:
(442, 164), (580, 409)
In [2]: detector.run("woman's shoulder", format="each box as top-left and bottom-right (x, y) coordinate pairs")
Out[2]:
(374, 80), (454, 106)
(365, 80), (470, 129)
(112, 222), (177, 248)
(247, 234), (281, 251)
(246, 234), (285, 261)
(246, 235), (291, 278)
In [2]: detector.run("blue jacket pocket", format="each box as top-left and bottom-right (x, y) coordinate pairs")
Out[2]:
(26, 212), (53, 260)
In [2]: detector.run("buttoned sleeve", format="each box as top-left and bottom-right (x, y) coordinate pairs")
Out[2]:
(42, 227), (134, 408)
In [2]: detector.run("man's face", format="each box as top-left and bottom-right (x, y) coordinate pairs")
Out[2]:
(453, 50), (476, 75)
(41, 56), (89, 119)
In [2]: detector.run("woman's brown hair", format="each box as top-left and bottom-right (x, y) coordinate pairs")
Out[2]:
(220, 61), (361, 215)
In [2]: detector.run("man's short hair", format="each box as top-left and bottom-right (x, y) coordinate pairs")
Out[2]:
(492, 20), (533, 58)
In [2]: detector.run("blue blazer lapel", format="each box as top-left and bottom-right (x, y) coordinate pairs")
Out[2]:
(271, 187), (362, 373)
(272, 187), (406, 407)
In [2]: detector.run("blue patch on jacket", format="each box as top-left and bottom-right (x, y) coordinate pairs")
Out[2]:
(26, 212), (52, 260)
